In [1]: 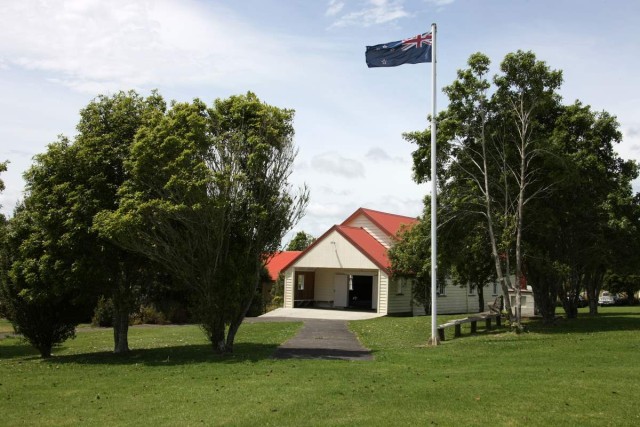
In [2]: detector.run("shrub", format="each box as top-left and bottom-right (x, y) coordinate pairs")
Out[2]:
(132, 304), (167, 325)
(2, 289), (78, 358)
(91, 296), (114, 327)
(265, 273), (284, 312)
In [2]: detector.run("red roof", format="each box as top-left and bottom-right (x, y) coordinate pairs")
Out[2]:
(341, 207), (418, 239)
(265, 251), (302, 281)
(280, 208), (416, 274)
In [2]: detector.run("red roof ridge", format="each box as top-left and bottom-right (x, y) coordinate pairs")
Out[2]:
(341, 207), (418, 240)
(360, 207), (418, 222)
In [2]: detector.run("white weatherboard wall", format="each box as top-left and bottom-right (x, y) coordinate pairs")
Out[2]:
(412, 282), (499, 316)
(284, 269), (294, 309)
(387, 277), (412, 314)
(344, 214), (394, 248)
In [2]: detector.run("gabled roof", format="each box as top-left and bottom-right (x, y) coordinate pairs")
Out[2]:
(280, 208), (416, 275)
(341, 207), (418, 240)
(336, 225), (390, 273)
(265, 251), (302, 281)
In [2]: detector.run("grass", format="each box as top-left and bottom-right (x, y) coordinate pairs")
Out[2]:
(1, 307), (639, 426)
(0, 318), (14, 334)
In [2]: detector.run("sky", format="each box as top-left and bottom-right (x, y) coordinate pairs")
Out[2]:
(1, 0), (639, 244)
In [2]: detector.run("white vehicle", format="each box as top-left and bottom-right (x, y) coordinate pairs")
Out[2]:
(598, 291), (615, 306)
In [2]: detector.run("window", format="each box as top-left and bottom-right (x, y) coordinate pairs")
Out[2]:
(468, 286), (475, 296)
(297, 274), (305, 290)
(492, 282), (498, 296)
(438, 282), (446, 296)
(396, 278), (404, 295)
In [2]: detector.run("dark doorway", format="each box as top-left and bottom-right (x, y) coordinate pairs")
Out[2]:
(349, 275), (373, 309)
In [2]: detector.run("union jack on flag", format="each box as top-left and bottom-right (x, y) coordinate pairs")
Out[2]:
(365, 32), (432, 68)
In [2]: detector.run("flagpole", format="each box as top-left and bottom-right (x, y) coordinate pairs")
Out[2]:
(429, 22), (439, 345)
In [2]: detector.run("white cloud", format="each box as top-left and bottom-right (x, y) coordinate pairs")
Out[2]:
(331, 0), (410, 28)
(424, 0), (455, 6)
(0, 0), (330, 94)
(318, 186), (352, 197)
(311, 152), (365, 178)
(326, 0), (345, 16)
(365, 147), (403, 162)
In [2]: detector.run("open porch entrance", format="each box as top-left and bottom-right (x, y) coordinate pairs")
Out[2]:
(293, 269), (378, 312)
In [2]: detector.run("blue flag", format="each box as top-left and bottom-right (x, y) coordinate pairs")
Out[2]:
(366, 32), (432, 68)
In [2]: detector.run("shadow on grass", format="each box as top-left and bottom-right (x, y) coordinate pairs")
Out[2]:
(525, 312), (640, 335)
(0, 338), (40, 359)
(41, 342), (280, 366)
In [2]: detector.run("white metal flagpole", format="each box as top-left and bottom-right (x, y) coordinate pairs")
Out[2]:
(429, 22), (439, 345)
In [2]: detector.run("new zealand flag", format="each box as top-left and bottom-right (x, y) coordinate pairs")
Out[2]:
(366, 32), (432, 68)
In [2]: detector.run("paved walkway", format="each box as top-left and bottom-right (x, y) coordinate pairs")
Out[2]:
(271, 318), (373, 361)
(247, 308), (377, 361)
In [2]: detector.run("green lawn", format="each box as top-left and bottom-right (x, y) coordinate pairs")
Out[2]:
(0, 318), (14, 334)
(1, 307), (639, 426)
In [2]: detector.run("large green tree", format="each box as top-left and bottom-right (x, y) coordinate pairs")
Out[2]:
(525, 102), (638, 318)
(95, 92), (307, 354)
(70, 91), (167, 353)
(408, 51), (637, 325)
(407, 51), (562, 327)
(1, 92), (167, 355)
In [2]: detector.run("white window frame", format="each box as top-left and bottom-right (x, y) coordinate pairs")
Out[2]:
(438, 282), (446, 296)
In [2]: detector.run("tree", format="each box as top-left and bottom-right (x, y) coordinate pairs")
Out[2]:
(407, 51), (563, 329)
(95, 92), (307, 354)
(70, 91), (167, 353)
(286, 231), (315, 251)
(0, 143), (89, 357)
(525, 102), (638, 319)
(2, 92), (167, 355)
(493, 51), (563, 325)
(446, 223), (496, 312)
(408, 51), (638, 325)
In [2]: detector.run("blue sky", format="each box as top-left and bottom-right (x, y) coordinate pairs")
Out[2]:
(1, 0), (639, 242)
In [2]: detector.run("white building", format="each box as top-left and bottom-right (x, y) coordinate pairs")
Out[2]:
(281, 207), (509, 316)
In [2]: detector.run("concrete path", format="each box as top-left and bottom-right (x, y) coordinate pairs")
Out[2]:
(271, 318), (374, 361)
(259, 307), (383, 321)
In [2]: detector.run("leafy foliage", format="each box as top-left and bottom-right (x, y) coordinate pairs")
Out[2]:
(407, 50), (638, 325)
(286, 231), (315, 251)
(95, 92), (307, 353)
(0, 143), (88, 357)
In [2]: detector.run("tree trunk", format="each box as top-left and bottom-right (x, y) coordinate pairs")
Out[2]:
(513, 124), (527, 330)
(585, 270), (603, 316)
(477, 284), (485, 312)
(37, 343), (53, 358)
(211, 321), (227, 354)
(481, 131), (513, 318)
(225, 274), (261, 353)
(113, 305), (130, 354)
